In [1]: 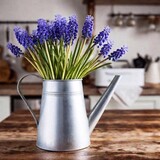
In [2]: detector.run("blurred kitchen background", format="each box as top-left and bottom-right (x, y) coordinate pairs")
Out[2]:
(0, 0), (160, 121)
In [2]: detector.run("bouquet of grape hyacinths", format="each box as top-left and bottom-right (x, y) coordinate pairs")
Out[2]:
(7, 15), (128, 80)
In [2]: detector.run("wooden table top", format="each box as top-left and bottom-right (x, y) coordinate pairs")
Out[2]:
(0, 110), (160, 159)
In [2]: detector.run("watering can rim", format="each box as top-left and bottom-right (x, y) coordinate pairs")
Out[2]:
(42, 79), (83, 82)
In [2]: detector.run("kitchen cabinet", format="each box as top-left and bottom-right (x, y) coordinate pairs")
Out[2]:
(132, 96), (160, 109)
(89, 95), (160, 110)
(0, 96), (10, 121)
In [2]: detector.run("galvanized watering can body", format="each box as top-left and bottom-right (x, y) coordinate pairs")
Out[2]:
(17, 74), (121, 151)
(38, 80), (90, 151)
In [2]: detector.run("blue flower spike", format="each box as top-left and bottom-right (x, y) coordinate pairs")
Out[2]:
(109, 45), (128, 61)
(93, 26), (111, 47)
(100, 40), (113, 57)
(36, 19), (50, 43)
(14, 26), (34, 49)
(64, 15), (78, 46)
(82, 15), (94, 38)
(7, 43), (23, 57)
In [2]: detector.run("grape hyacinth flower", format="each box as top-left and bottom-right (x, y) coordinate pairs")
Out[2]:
(48, 21), (56, 42)
(64, 15), (78, 46)
(109, 45), (128, 61)
(100, 40), (113, 57)
(31, 30), (39, 45)
(14, 26), (34, 49)
(82, 15), (94, 38)
(35, 19), (50, 43)
(54, 15), (67, 41)
(7, 43), (23, 57)
(93, 27), (111, 47)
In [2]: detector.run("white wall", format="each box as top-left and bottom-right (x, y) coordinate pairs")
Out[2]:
(0, 0), (86, 20)
(0, 1), (160, 79)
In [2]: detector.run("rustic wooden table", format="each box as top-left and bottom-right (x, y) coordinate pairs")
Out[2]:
(0, 110), (160, 159)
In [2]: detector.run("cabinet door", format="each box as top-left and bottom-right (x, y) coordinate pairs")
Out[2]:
(89, 95), (160, 110)
(133, 96), (160, 110)
(0, 96), (10, 121)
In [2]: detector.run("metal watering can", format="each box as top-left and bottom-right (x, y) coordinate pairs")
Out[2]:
(17, 74), (121, 151)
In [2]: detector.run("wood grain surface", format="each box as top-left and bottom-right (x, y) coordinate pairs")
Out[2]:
(0, 110), (160, 159)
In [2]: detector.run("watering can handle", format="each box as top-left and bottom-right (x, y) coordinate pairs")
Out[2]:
(17, 74), (42, 127)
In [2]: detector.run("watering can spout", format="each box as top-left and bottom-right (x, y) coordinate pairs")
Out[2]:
(88, 75), (121, 134)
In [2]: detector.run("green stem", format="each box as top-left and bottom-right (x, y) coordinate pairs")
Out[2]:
(44, 41), (55, 79)
(74, 38), (86, 64)
(24, 56), (45, 78)
(62, 43), (71, 79)
(28, 48), (47, 78)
